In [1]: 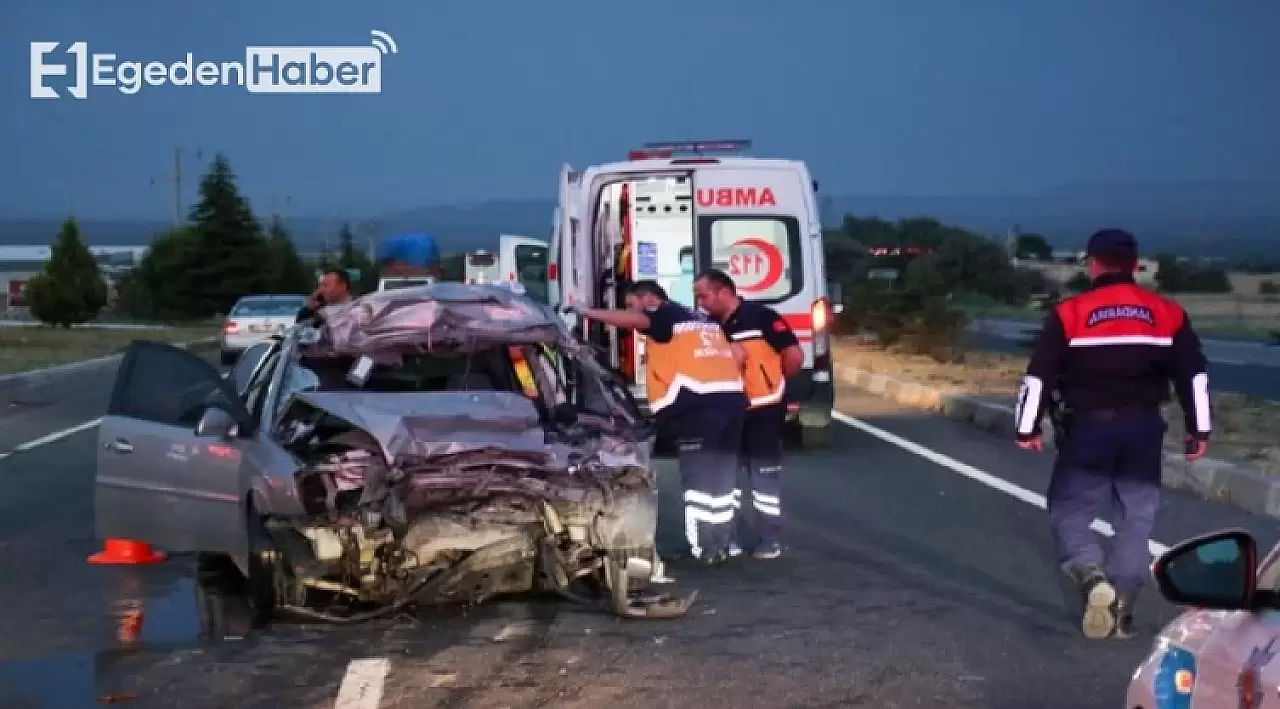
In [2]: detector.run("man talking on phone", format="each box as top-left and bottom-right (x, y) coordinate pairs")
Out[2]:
(296, 269), (353, 324)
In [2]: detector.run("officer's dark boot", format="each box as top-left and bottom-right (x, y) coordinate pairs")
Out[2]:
(1111, 593), (1137, 640)
(1068, 563), (1117, 639)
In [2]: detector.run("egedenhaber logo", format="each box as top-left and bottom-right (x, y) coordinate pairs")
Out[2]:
(30, 30), (399, 99)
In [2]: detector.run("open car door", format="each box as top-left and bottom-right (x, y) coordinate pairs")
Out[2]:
(95, 340), (254, 559)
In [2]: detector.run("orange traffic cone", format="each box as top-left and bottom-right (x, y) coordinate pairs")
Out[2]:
(88, 539), (166, 565)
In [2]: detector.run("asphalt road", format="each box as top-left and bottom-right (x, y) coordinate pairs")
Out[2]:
(3, 361), (1280, 708)
(968, 318), (1280, 401)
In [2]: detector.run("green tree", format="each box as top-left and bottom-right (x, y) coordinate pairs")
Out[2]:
(25, 217), (109, 327)
(1014, 233), (1053, 261)
(265, 217), (313, 295)
(439, 253), (465, 282)
(338, 222), (358, 268)
(128, 227), (200, 320)
(177, 154), (271, 316)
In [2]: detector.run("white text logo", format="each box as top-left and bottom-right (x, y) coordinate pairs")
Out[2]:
(30, 30), (398, 99)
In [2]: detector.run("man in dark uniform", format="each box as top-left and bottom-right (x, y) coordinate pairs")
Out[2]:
(694, 269), (803, 560)
(1015, 229), (1211, 639)
(564, 280), (747, 565)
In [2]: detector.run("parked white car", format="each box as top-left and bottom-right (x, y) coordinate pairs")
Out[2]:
(220, 295), (306, 364)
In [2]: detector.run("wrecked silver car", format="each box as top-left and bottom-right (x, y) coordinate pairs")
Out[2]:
(95, 283), (692, 626)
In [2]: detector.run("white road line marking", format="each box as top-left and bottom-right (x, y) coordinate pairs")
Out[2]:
(11, 417), (104, 452)
(333, 657), (389, 709)
(0, 417), (105, 459)
(831, 411), (1170, 557)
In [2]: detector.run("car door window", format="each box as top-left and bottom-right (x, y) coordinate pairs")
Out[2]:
(109, 341), (246, 428)
(230, 341), (275, 396)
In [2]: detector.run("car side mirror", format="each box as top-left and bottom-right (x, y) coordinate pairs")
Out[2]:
(1152, 529), (1258, 610)
(194, 406), (240, 439)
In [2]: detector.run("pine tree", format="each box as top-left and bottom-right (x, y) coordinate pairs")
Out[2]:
(338, 222), (358, 268)
(266, 217), (314, 295)
(26, 217), (108, 327)
(179, 154), (271, 316)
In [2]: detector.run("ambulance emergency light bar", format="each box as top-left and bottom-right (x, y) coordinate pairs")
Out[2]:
(627, 139), (752, 160)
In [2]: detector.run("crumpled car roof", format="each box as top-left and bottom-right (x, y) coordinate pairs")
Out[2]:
(305, 282), (568, 356)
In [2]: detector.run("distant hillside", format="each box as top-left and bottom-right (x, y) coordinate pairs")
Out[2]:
(2, 180), (1277, 258)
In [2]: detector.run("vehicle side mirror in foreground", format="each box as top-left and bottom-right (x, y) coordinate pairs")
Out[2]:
(1152, 529), (1257, 610)
(194, 406), (240, 440)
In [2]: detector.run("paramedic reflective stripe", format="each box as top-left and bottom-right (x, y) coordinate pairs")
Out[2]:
(730, 329), (764, 341)
(646, 320), (744, 413)
(1068, 335), (1173, 347)
(731, 487), (780, 517)
(684, 489), (735, 557)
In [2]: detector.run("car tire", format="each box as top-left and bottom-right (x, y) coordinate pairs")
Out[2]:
(244, 507), (278, 629)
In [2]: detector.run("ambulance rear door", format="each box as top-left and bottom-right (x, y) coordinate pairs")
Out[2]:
(624, 173), (696, 403)
(692, 163), (823, 368)
(498, 234), (549, 304)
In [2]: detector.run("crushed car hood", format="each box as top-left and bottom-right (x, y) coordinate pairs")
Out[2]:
(294, 390), (552, 462)
(307, 282), (568, 355)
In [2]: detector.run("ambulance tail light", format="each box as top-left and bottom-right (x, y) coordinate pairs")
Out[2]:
(811, 297), (832, 358)
(547, 263), (558, 282)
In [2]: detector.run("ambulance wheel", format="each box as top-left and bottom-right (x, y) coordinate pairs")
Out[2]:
(800, 423), (829, 448)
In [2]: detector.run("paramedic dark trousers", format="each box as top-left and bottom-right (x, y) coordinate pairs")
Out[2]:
(735, 403), (785, 544)
(675, 404), (746, 558)
(1046, 410), (1165, 596)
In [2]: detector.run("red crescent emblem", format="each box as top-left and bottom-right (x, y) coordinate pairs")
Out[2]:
(731, 238), (784, 294)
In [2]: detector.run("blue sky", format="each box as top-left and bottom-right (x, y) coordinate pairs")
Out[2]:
(3, 0), (1277, 219)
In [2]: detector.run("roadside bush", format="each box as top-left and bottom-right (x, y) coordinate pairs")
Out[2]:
(26, 217), (108, 327)
(841, 283), (968, 361)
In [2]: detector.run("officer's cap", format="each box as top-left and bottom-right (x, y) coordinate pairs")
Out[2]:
(1085, 229), (1138, 260)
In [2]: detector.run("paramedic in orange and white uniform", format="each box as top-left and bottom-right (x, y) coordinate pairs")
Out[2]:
(695, 269), (803, 560)
(564, 280), (747, 565)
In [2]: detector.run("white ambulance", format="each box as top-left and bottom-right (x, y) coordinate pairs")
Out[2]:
(539, 140), (835, 446)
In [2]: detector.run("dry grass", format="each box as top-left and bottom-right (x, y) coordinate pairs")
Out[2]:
(0, 325), (217, 375)
(834, 338), (1280, 476)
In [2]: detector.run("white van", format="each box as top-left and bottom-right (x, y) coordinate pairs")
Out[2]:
(497, 235), (551, 304)
(539, 140), (835, 445)
(463, 250), (501, 284)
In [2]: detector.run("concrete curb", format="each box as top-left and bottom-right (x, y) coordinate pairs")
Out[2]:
(835, 358), (1280, 520)
(0, 336), (218, 397)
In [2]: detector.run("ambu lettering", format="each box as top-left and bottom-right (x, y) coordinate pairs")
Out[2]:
(696, 187), (777, 208)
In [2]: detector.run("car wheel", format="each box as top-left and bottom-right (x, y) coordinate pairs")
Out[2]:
(244, 508), (279, 629)
(800, 423), (829, 448)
